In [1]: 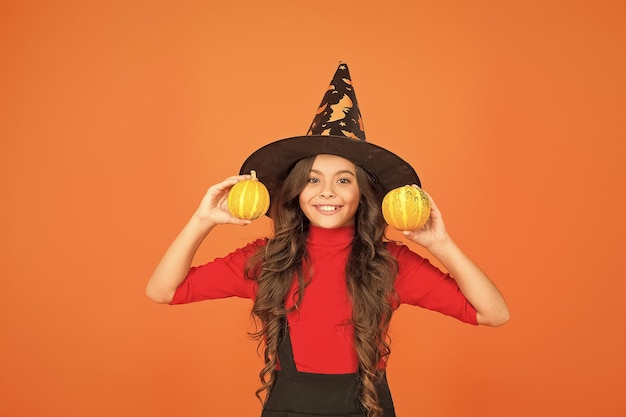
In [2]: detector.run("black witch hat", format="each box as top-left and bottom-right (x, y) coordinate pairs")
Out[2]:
(240, 63), (420, 202)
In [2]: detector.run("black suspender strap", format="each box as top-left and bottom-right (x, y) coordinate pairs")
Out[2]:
(277, 317), (297, 371)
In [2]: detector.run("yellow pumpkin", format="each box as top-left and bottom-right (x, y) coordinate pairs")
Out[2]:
(227, 170), (270, 220)
(382, 185), (431, 231)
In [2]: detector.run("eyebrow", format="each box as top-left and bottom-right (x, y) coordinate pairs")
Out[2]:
(310, 169), (356, 176)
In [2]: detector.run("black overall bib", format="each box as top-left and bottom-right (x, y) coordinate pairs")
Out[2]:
(261, 324), (396, 417)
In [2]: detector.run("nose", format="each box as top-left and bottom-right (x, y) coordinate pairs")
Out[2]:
(320, 184), (335, 198)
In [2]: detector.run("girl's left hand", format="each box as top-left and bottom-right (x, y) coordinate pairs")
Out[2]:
(402, 189), (450, 250)
(402, 188), (510, 327)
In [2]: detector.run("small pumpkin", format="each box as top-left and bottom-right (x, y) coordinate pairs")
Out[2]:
(382, 185), (431, 231)
(227, 170), (271, 220)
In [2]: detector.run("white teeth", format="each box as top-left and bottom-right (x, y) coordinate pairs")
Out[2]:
(318, 205), (338, 212)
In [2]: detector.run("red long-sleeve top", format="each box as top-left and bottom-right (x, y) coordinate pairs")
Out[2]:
(171, 226), (477, 374)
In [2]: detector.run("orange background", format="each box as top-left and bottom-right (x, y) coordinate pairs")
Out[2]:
(2, 1), (625, 416)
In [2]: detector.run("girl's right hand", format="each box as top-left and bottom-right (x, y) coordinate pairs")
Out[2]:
(147, 174), (253, 304)
(194, 174), (253, 227)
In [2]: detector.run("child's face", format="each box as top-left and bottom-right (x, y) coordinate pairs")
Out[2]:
(299, 154), (361, 228)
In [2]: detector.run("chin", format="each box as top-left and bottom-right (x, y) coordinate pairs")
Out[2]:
(310, 218), (352, 229)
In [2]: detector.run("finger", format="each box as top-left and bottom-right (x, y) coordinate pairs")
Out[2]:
(427, 195), (440, 215)
(210, 175), (251, 193)
(225, 174), (252, 182)
(218, 176), (244, 188)
(228, 217), (253, 226)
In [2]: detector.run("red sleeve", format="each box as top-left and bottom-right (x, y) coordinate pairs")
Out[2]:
(169, 239), (265, 305)
(389, 242), (478, 325)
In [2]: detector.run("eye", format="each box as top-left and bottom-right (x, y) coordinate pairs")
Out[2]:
(338, 177), (352, 184)
(307, 177), (320, 183)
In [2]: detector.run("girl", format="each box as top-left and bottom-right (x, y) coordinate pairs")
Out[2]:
(147, 64), (509, 417)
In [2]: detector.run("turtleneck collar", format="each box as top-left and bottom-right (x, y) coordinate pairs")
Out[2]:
(307, 225), (355, 247)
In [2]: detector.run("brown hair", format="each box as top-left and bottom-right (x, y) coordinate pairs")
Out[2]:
(246, 155), (398, 417)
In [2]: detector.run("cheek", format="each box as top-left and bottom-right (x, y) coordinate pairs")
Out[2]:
(349, 189), (362, 204)
(298, 189), (311, 209)
(298, 188), (308, 203)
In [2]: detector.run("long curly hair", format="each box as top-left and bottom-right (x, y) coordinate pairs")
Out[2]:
(245, 155), (398, 417)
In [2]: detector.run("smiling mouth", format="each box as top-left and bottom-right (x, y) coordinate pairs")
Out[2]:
(315, 205), (342, 212)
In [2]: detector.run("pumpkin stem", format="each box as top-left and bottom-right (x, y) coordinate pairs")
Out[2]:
(250, 170), (257, 180)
